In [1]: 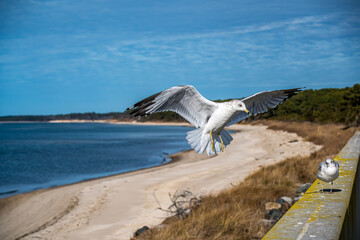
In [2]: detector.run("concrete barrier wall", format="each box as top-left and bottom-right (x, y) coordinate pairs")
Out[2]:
(263, 131), (360, 240)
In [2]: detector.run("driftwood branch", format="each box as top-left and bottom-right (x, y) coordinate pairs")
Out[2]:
(153, 189), (201, 219)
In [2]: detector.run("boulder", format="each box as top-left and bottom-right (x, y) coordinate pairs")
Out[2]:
(266, 209), (284, 221)
(276, 197), (292, 211)
(296, 183), (312, 194)
(265, 202), (282, 211)
(279, 196), (292, 205)
(134, 226), (149, 237)
(294, 195), (302, 202)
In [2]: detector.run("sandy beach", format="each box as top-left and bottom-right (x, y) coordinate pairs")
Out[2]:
(0, 123), (321, 240)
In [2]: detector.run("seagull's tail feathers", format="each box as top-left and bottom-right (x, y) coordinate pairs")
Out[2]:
(186, 127), (207, 154)
(186, 128), (233, 156)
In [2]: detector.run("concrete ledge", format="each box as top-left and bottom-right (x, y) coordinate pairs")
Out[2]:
(263, 131), (360, 240)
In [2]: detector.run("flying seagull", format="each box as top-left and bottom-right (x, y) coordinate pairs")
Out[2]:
(128, 85), (302, 156)
(317, 158), (339, 193)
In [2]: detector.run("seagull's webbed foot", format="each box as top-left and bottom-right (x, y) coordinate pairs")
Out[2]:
(218, 134), (224, 152)
(210, 131), (215, 152)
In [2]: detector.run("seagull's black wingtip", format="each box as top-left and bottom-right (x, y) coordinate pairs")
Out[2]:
(127, 91), (163, 117)
(282, 87), (304, 98)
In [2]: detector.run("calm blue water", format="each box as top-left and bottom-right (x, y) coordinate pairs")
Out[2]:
(0, 123), (194, 198)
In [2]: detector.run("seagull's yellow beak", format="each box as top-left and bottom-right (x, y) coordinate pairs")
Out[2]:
(244, 109), (250, 115)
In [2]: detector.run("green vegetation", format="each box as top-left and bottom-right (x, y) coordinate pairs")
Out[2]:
(262, 84), (360, 124)
(136, 111), (186, 122)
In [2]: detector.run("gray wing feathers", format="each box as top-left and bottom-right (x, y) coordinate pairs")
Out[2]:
(245, 91), (288, 115)
(318, 162), (326, 172)
(129, 85), (217, 128)
(227, 88), (302, 126)
(226, 112), (248, 126)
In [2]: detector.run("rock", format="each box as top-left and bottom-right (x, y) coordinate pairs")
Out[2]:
(265, 202), (282, 211)
(276, 196), (292, 211)
(134, 226), (149, 237)
(294, 195), (302, 202)
(296, 183), (312, 194)
(161, 152), (170, 162)
(276, 196), (292, 212)
(266, 209), (284, 220)
(276, 198), (285, 205)
(279, 196), (292, 205)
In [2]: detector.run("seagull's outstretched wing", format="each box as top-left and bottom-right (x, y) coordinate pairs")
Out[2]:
(227, 88), (302, 126)
(128, 85), (218, 128)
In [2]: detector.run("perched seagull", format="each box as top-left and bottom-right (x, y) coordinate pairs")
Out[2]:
(317, 158), (340, 193)
(128, 85), (301, 156)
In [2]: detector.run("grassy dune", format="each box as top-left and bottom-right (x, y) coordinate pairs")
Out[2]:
(133, 121), (357, 240)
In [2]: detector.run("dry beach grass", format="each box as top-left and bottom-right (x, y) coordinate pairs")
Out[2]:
(133, 121), (357, 240)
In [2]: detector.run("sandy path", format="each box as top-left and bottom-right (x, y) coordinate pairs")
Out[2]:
(0, 124), (321, 240)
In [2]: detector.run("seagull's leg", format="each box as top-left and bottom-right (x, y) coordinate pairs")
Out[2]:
(218, 134), (224, 152)
(320, 181), (323, 193)
(330, 182), (333, 193)
(209, 131), (215, 152)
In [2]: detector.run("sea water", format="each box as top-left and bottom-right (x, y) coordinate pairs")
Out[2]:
(0, 123), (194, 198)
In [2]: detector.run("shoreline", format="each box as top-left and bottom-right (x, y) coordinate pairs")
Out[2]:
(0, 124), (321, 240)
(0, 138), (208, 240)
(0, 120), (196, 199)
(0, 148), (195, 200)
(0, 120), (193, 127)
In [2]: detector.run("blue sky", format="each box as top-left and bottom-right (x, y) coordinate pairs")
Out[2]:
(1, 0), (359, 116)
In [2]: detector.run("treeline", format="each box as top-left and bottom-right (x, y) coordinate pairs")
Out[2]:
(1, 84), (358, 125)
(261, 84), (359, 124)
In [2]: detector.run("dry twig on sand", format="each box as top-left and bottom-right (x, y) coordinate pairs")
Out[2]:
(153, 189), (201, 219)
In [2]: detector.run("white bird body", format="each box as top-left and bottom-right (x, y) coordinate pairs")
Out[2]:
(204, 101), (239, 135)
(317, 158), (339, 183)
(129, 85), (301, 156)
